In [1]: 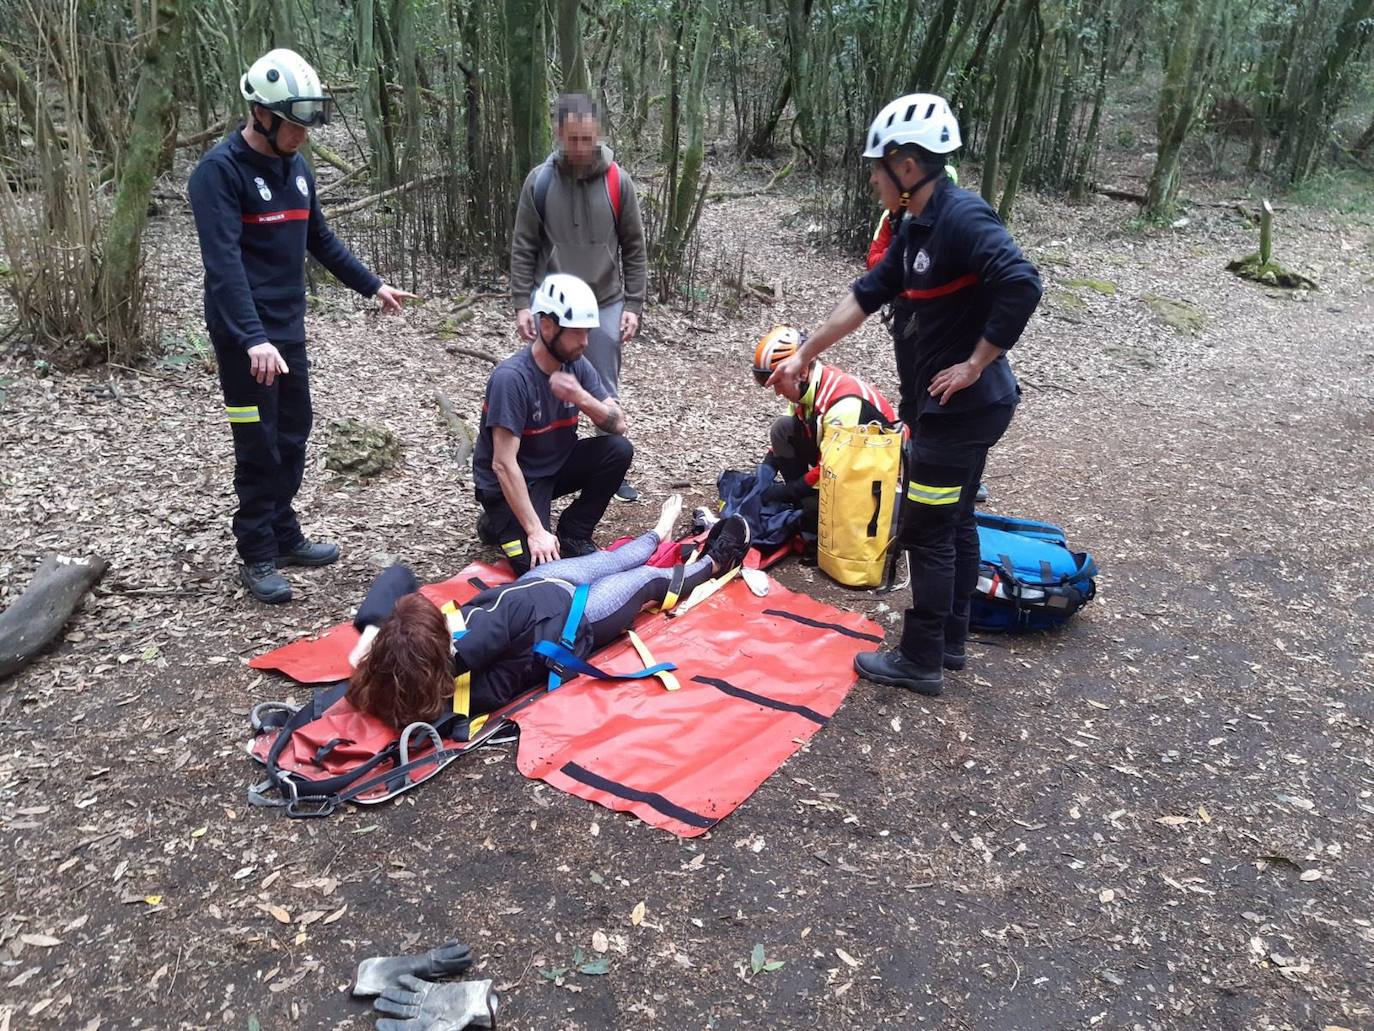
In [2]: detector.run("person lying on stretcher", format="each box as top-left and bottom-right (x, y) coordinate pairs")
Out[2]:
(345, 496), (751, 728)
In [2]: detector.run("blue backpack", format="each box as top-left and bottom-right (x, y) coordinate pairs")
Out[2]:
(717, 465), (806, 550)
(971, 513), (1098, 632)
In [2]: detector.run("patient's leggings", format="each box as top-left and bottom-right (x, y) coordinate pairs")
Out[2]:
(521, 532), (715, 648)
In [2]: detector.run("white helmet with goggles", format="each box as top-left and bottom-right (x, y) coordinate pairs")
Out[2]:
(241, 49), (332, 128)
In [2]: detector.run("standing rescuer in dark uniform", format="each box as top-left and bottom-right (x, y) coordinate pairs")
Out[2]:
(769, 93), (1042, 697)
(189, 48), (415, 605)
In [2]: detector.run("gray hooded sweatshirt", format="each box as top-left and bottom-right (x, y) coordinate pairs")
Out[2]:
(510, 143), (647, 314)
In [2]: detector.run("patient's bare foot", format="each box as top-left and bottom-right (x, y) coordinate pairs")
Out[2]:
(653, 494), (683, 541)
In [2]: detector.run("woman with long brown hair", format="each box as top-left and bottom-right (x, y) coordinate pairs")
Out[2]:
(346, 496), (749, 727)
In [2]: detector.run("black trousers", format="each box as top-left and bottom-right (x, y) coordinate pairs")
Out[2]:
(213, 333), (311, 564)
(897, 404), (1014, 669)
(476, 434), (634, 575)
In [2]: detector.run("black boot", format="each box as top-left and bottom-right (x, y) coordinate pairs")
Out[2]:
(276, 539), (340, 568)
(854, 649), (943, 696)
(943, 649), (966, 671)
(240, 561), (292, 604)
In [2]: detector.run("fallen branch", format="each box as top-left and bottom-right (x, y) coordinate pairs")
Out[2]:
(452, 291), (506, 315)
(709, 158), (795, 202)
(0, 554), (110, 680)
(312, 141), (359, 176)
(318, 164), (367, 199)
(442, 342), (500, 364)
(176, 118), (231, 150)
(325, 174), (443, 216)
(1094, 185), (1147, 203)
(434, 390), (475, 472)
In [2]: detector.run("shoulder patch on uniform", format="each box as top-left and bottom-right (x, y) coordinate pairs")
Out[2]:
(296, 175), (309, 197)
(254, 176), (272, 201)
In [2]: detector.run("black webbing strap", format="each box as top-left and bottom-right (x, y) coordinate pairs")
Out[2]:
(691, 675), (827, 727)
(558, 761), (715, 829)
(762, 608), (883, 643)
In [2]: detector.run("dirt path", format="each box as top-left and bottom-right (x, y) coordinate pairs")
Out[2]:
(1, 175), (1372, 1030)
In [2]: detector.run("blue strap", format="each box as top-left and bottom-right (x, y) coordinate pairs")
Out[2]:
(546, 584), (591, 693)
(534, 640), (677, 687)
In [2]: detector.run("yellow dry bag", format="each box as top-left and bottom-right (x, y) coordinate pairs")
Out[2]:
(817, 422), (903, 587)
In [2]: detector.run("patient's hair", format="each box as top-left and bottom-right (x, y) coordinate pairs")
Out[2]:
(346, 595), (451, 728)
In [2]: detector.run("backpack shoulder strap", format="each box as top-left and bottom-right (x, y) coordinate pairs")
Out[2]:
(605, 161), (622, 225)
(533, 157), (556, 224)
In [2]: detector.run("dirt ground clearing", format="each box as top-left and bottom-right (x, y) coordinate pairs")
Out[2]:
(2, 176), (1372, 1029)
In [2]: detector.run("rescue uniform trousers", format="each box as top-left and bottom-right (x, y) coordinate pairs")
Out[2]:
(213, 333), (311, 564)
(898, 404), (1014, 669)
(476, 434), (634, 575)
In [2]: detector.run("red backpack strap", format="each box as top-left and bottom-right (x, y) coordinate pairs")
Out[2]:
(605, 162), (621, 225)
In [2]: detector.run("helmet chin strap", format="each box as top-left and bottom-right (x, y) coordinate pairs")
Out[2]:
(542, 322), (573, 364)
(250, 111), (291, 157)
(881, 157), (945, 215)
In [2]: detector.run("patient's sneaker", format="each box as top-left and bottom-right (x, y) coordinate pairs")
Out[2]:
(691, 506), (719, 535)
(558, 535), (597, 558)
(703, 514), (750, 572)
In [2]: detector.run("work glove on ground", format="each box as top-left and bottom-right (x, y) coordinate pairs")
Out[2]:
(374, 975), (498, 1030)
(351, 941), (474, 997)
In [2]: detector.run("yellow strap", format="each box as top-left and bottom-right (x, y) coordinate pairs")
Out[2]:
(468, 713), (488, 736)
(626, 629), (679, 692)
(670, 565), (740, 617)
(658, 588), (680, 612)
(442, 601), (471, 714)
(452, 672), (471, 715)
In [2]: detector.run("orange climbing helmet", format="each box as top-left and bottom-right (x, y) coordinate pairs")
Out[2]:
(752, 326), (803, 386)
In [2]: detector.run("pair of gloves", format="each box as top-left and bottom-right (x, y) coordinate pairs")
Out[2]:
(352, 941), (498, 1030)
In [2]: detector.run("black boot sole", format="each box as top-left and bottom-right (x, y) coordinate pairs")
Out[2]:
(854, 658), (943, 697)
(943, 652), (967, 671)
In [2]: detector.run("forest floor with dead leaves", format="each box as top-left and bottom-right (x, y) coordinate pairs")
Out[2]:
(1, 144), (1373, 1031)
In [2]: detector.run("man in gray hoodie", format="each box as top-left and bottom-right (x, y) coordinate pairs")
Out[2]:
(510, 93), (648, 502)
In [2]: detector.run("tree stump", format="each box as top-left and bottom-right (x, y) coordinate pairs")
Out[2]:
(0, 554), (109, 680)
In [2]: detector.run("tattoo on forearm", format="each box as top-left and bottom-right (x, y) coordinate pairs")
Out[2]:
(593, 402), (624, 434)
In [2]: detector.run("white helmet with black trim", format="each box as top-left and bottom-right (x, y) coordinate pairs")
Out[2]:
(864, 93), (961, 158)
(241, 49), (332, 127)
(532, 274), (600, 328)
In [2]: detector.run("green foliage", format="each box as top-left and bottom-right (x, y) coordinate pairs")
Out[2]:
(1287, 167), (1374, 215)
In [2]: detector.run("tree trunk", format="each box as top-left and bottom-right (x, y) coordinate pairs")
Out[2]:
(0, 555), (110, 681)
(980, 0), (1030, 204)
(1284, 0), (1374, 181)
(507, 0), (551, 178)
(662, 0), (719, 285)
(101, 0), (183, 359)
(1143, 0), (1221, 216)
(998, 6), (1046, 220)
(786, 0), (818, 163)
(910, 0), (960, 92)
(556, 0), (590, 93)
(357, 0), (395, 188)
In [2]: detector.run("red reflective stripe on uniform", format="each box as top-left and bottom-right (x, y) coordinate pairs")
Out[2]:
(242, 209), (310, 224)
(902, 272), (979, 300)
(522, 415), (579, 437)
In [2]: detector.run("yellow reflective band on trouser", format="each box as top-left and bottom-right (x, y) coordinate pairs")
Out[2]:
(627, 629), (679, 692)
(452, 672), (472, 716)
(225, 405), (260, 424)
(906, 481), (961, 506)
(501, 540), (524, 558)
